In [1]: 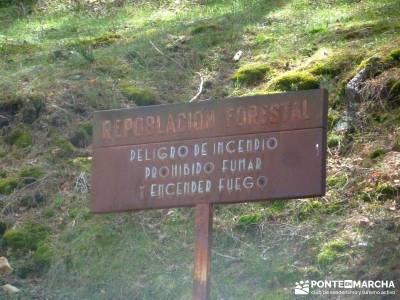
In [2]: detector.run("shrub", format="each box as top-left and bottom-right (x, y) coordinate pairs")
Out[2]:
(0, 177), (19, 195)
(19, 166), (45, 184)
(70, 123), (93, 148)
(327, 133), (341, 148)
(368, 148), (387, 160)
(34, 241), (54, 270)
(21, 96), (45, 124)
(3, 221), (50, 252)
(5, 127), (33, 148)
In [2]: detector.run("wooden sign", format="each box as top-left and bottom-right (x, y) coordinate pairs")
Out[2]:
(91, 89), (328, 213)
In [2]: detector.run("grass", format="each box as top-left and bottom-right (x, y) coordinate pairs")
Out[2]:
(0, 0), (400, 299)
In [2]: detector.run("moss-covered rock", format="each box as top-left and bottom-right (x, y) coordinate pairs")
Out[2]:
(3, 221), (50, 252)
(0, 177), (18, 195)
(383, 49), (400, 65)
(119, 81), (159, 106)
(70, 122), (93, 148)
(317, 239), (348, 267)
(5, 127), (33, 148)
(268, 71), (319, 91)
(76, 33), (121, 48)
(231, 63), (271, 85)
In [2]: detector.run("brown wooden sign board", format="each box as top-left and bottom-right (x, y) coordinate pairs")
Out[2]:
(90, 89), (328, 300)
(91, 89), (328, 213)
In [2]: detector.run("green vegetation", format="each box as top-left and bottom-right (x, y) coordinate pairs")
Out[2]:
(231, 63), (271, 85)
(19, 166), (45, 184)
(327, 133), (341, 148)
(5, 127), (33, 148)
(3, 221), (50, 252)
(0, 177), (18, 195)
(71, 157), (92, 172)
(236, 212), (263, 228)
(34, 241), (55, 269)
(70, 122), (93, 148)
(119, 81), (159, 106)
(317, 239), (348, 267)
(268, 71), (319, 92)
(369, 148), (387, 160)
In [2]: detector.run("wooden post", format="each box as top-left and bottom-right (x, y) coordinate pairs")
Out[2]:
(193, 203), (213, 300)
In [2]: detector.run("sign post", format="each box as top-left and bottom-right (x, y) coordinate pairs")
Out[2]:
(193, 203), (213, 300)
(90, 89), (328, 299)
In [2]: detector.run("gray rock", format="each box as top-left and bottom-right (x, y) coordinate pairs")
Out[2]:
(0, 115), (10, 128)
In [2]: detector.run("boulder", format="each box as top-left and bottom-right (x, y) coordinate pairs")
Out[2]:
(0, 257), (13, 275)
(0, 115), (9, 129)
(2, 284), (20, 293)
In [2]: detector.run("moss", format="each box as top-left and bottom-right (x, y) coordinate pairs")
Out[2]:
(76, 33), (121, 48)
(268, 71), (319, 91)
(119, 81), (159, 106)
(297, 199), (341, 221)
(327, 175), (347, 189)
(21, 96), (45, 124)
(3, 221), (50, 252)
(383, 49), (400, 65)
(5, 127), (33, 148)
(309, 61), (341, 77)
(71, 157), (92, 172)
(0, 40), (40, 56)
(368, 148), (387, 160)
(191, 23), (220, 35)
(0, 177), (19, 195)
(231, 63), (271, 85)
(236, 212), (263, 228)
(34, 241), (54, 270)
(327, 133), (341, 148)
(19, 166), (45, 184)
(70, 122), (93, 148)
(317, 239), (348, 267)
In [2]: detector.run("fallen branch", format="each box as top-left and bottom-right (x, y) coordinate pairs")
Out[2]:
(149, 40), (185, 71)
(189, 72), (204, 102)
